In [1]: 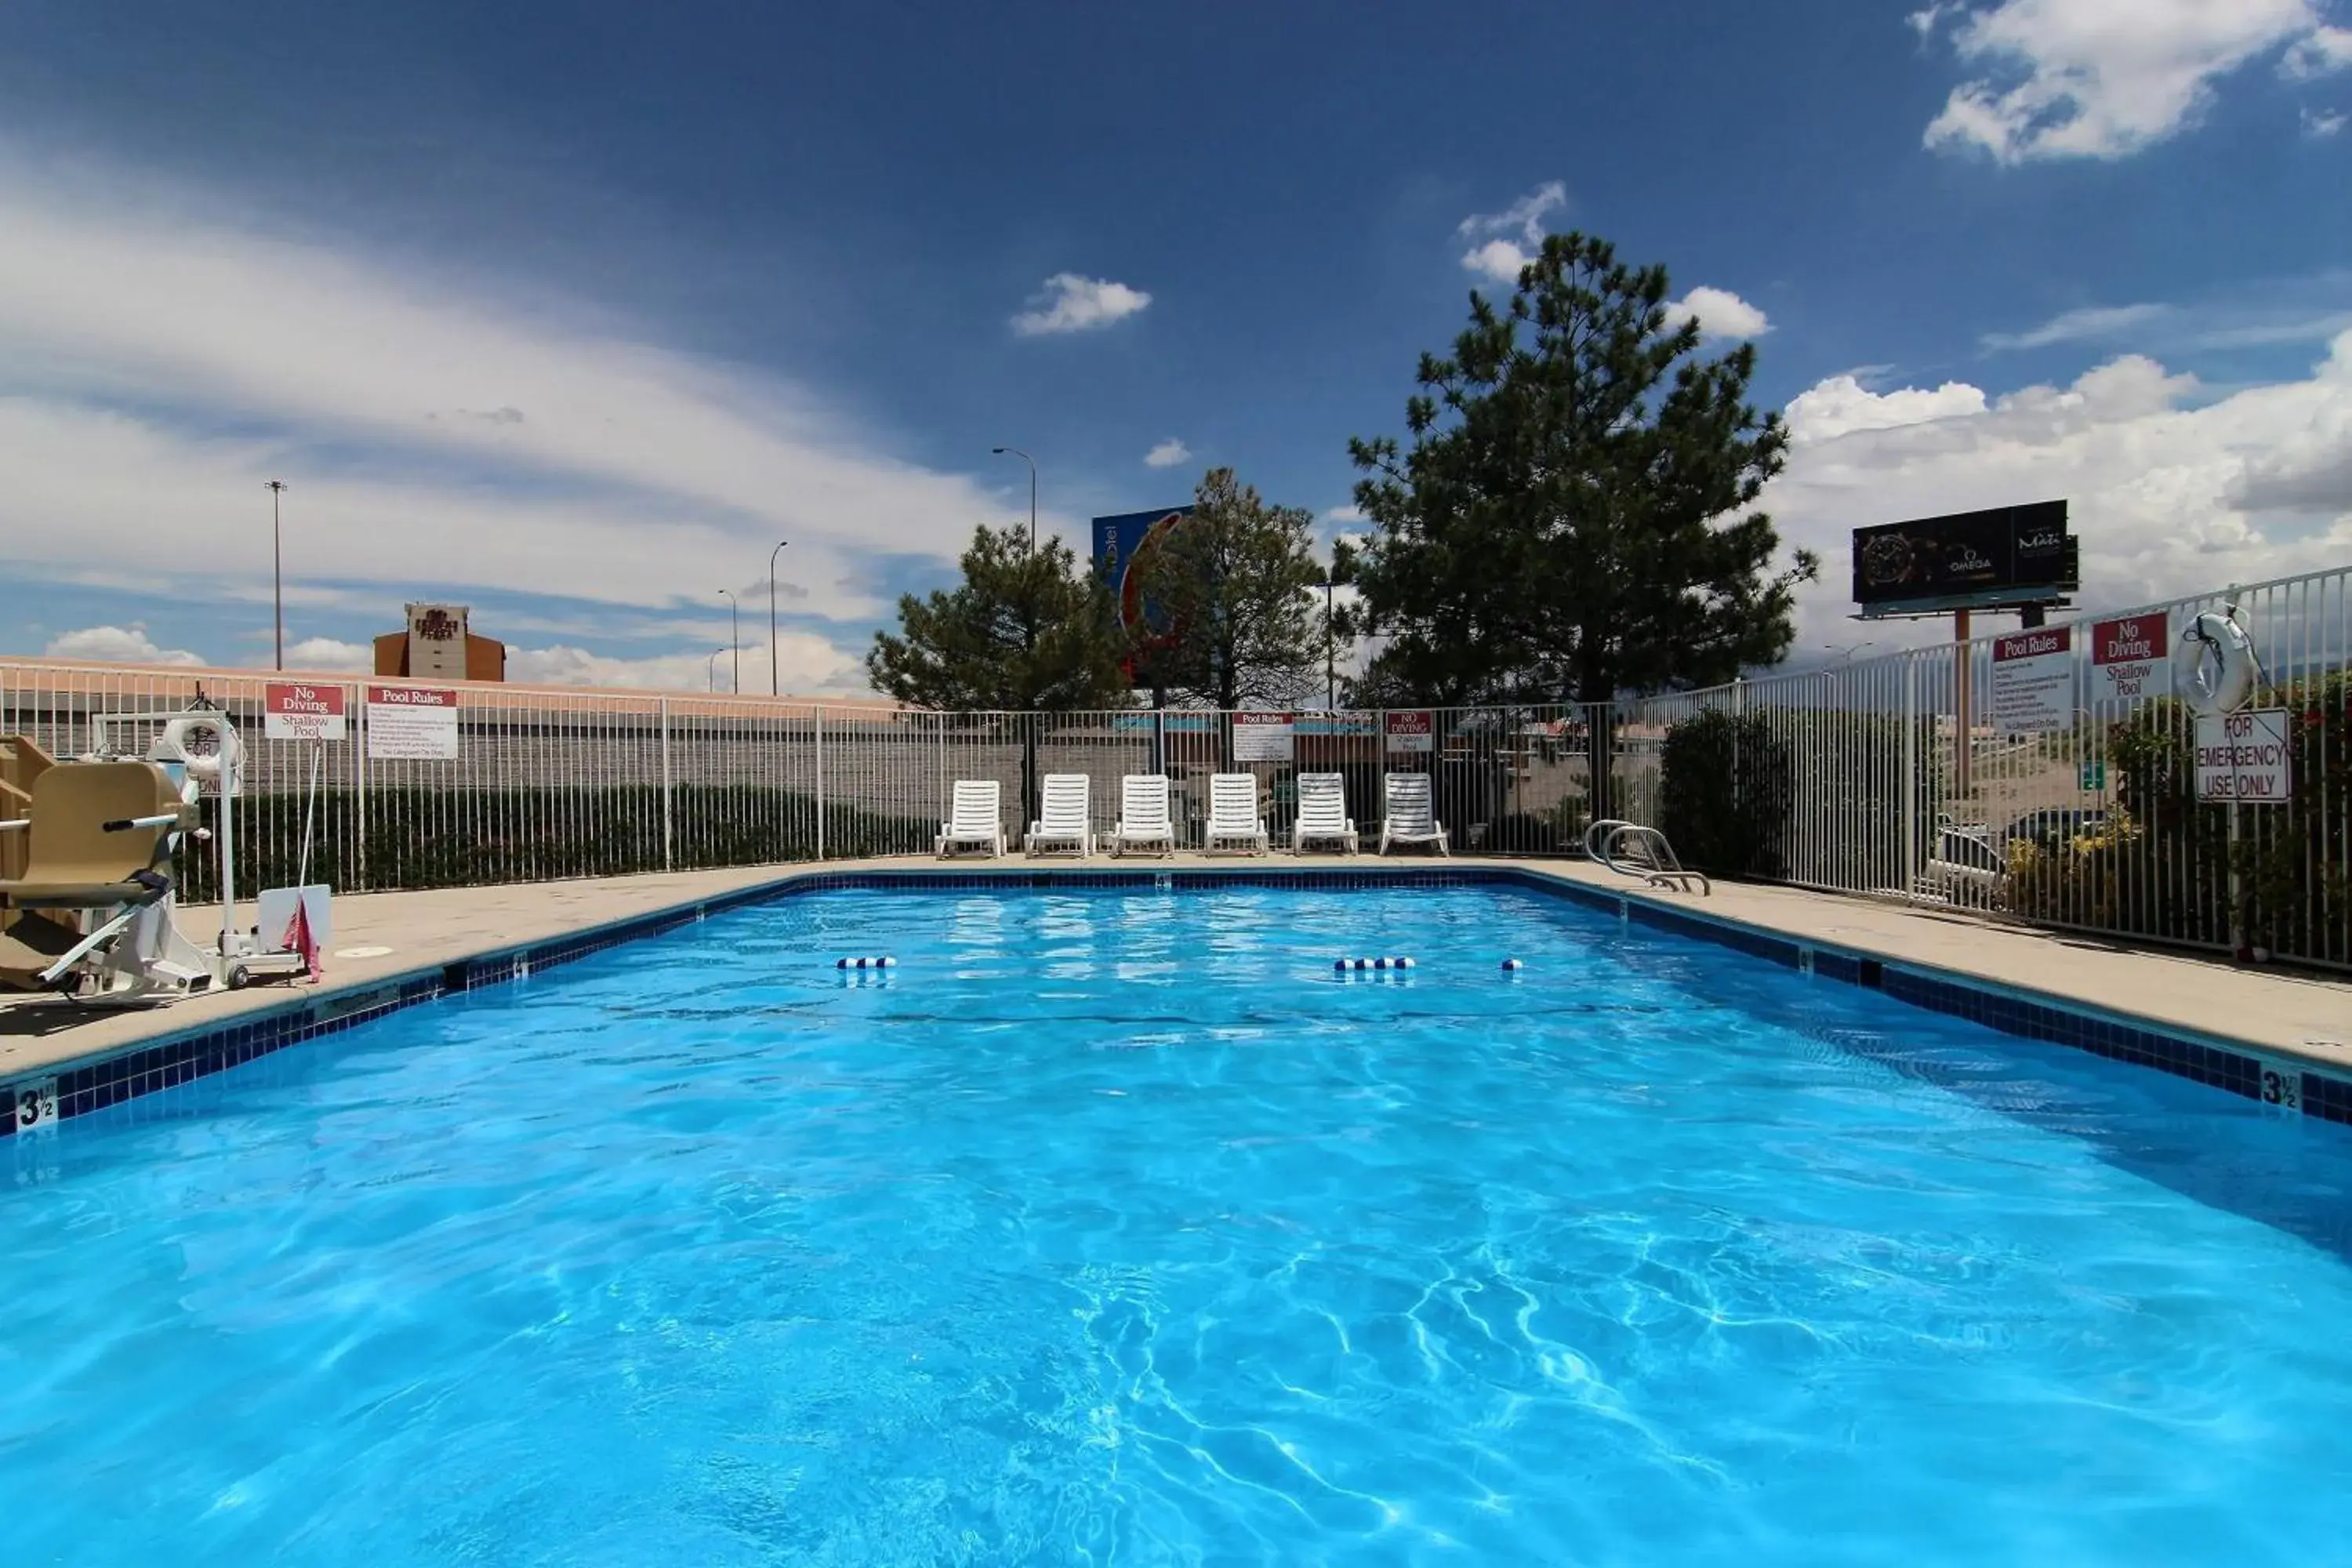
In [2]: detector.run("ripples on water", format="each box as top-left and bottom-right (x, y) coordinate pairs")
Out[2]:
(5, 886), (2349, 1565)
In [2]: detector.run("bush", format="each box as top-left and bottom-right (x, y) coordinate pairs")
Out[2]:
(1658, 709), (1790, 877)
(2103, 671), (2351, 963)
(173, 785), (936, 898)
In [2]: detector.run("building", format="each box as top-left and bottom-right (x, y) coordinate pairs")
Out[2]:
(372, 603), (506, 682)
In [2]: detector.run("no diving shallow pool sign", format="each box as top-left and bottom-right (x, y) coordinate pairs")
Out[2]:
(2194, 709), (2291, 804)
(263, 682), (348, 742)
(2090, 613), (2168, 706)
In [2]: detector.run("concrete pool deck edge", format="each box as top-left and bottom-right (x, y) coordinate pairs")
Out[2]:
(4, 857), (2348, 1136)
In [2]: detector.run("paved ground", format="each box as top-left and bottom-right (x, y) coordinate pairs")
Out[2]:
(3, 856), (2346, 1084)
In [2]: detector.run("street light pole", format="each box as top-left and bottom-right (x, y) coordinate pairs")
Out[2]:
(707, 646), (726, 692)
(991, 446), (1038, 554)
(768, 539), (789, 695)
(265, 480), (288, 670)
(1323, 575), (1337, 711)
(718, 589), (739, 692)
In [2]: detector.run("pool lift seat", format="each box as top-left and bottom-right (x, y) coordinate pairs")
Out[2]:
(0, 759), (215, 1004)
(1584, 819), (1710, 896)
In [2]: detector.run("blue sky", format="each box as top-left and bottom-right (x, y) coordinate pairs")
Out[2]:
(1, 0), (2348, 689)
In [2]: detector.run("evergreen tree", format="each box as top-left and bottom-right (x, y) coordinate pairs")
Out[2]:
(867, 523), (1131, 710)
(1346, 231), (1817, 808)
(1130, 466), (1325, 710)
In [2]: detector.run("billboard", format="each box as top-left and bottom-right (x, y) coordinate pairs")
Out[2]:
(1851, 500), (2077, 614)
(1093, 506), (1194, 637)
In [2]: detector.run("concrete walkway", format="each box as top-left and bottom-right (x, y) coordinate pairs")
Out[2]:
(3, 856), (2347, 1083)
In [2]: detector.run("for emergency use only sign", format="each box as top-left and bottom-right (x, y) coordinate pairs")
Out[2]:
(2194, 709), (2291, 803)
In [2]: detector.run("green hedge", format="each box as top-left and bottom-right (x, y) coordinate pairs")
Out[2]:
(172, 785), (935, 897)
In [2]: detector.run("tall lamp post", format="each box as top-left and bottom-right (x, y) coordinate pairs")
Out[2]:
(707, 646), (728, 693)
(265, 480), (289, 670)
(991, 445), (1038, 554)
(768, 539), (789, 695)
(1318, 572), (1339, 711)
(717, 589), (739, 693)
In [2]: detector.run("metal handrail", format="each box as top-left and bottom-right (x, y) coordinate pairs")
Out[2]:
(1584, 818), (1710, 895)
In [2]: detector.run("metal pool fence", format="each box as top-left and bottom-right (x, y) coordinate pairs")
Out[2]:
(1, 564), (2344, 968)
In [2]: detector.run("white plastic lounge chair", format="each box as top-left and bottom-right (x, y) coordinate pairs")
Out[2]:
(1025, 773), (1093, 858)
(1109, 773), (1177, 858)
(1203, 772), (1269, 855)
(935, 779), (1006, 858)
(1379, 771), (1449, 856)
(1292, 771), (1359, 855)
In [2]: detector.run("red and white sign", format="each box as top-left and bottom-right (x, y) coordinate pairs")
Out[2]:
(1385, 710), (1435, 753)
(1990, 626), (2073, 735)
(365, 684), (460, 760)
(2195, 709), (2291, 803)
(262, 681), (347, 741)
(1231, 712), (1295, 762)
(2090, 613), (2168, 706)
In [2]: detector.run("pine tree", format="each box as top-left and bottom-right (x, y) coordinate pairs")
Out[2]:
(1130, 466), (1325, 710)
(867, 523), (1132, 710)
(1346, 231), (1817, 808)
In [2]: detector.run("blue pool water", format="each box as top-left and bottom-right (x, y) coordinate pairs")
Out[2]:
(5, 884), (2351, 1566)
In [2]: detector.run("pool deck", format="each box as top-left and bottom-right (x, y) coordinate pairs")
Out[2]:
(2, 856), (2347, 1086)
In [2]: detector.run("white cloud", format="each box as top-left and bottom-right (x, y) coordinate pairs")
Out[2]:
(1323, 504), (1366, 524)
(2305, 106), (2349, 136)
(1784, 376), (1991, 445)
(281, 636), (376, 671)
(1664, 285), (1772, 340)
(1142, 437), (1192, 469)
(1457, 181), (1565, 282)
(1980, 301), (2170, 350)
(43, 623), (204, 666)
(1919, 0), (2344, 162)
(1461, 239), (1534, 285)
(2284, 24), (2352, 78)
(0, 154), (1054, 636)
(1009, 273), (1152, 336)
(1767, 332), (2352, 655)
(503, 632), (865, 695)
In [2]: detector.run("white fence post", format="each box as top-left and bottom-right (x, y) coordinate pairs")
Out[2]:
(1900, 655), (1919, 902)
(659, 696), (673, 873)
(353, 681), (369, 892)
(815, 705), (827, 862)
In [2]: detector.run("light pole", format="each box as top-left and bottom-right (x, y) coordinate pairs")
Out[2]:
(707, 646), (727, 692)
(718, 589), (739, 693)
(991, 445), (1037, 554)
(1825, 641), (1875, 665)
(768, 539), (789, 695)
(1319, 573), (1338, 711)
(265, 480), (289, 670)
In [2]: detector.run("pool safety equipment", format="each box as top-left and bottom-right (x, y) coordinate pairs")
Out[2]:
(2174, 610), (2259, 717)
(1334, 956), (1415, 971)
(69, 705), (328, 999)
(1501, 957), (1525, 971)
(835, 956), (897, 970)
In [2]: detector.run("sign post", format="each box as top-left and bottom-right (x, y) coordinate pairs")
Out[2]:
(1230, 712), (1295, 763)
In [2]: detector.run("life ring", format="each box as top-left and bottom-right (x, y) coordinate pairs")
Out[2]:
(2172, 612), (2255, 717)
(161, 714), (238, 782)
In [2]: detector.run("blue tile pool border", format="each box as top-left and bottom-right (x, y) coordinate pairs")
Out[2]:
(5, 865), (2347, 1138)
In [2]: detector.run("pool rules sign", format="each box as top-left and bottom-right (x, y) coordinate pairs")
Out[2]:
(1990, 626), (2073, 735)
(365, 684), (461, 760)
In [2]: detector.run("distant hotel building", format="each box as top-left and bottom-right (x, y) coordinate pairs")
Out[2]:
(372, 602), (506, 682)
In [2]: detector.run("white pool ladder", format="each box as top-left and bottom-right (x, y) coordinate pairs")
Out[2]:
(1584, 820), (1711, 895)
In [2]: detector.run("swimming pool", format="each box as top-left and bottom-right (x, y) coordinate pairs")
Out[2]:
(5, 882), (2350, 1565)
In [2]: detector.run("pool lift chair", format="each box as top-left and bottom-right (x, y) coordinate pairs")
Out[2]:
(1584, 819), (1710, 895)
(0, 707), (322, 1005)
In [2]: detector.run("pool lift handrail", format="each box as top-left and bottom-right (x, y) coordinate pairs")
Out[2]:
(1583, 819), (1710, 896)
